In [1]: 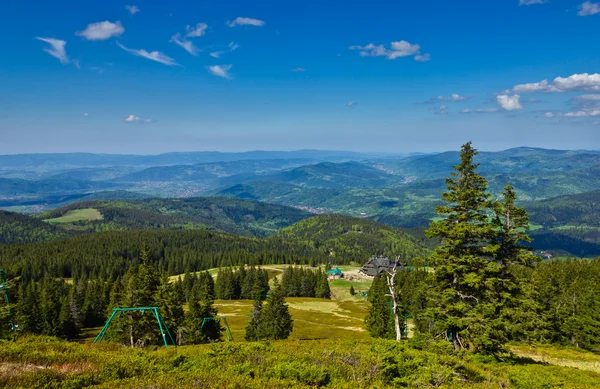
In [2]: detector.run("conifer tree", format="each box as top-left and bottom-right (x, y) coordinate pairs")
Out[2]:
(365, 274), (394, 339)
(244, 299), (263, 341)
(425, 141), (497, 351)
(258, 279), (293, 340)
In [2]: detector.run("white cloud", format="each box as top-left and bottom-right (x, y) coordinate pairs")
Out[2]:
(497, 94), (523, 111)
(72, 59), (81, 69)
(124, 114), (140, 122)
(578, 2), (600, 16)
(347, 101), (357, 108)
(519, 0), (545, 5)
(117, 41), (179, 66)
(83, 112), (89, 117)
(35, 37), (69, 64)
(125, 5), (140, 15)
(291, 67), (306, 72)
(511, 73), (600, 93)
(186, 23), (208, 37)
(123, 114), (154, 123)
(170, 33), (199, 56)
(460, 108), (499, 114)
(227, 17), (265, 27)
(544, 112), (555, 117)
(207, 65), (232, 79)
(350, 40), (426, 61)
(416, 94), (469, 104)
(565, 109), (600, 117)
(574, 94), (600, 101)
(76, 21), (124, 40)
(210, 42), (239, 58)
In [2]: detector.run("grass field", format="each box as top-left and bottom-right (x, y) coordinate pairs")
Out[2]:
(44, 208), (103, 224)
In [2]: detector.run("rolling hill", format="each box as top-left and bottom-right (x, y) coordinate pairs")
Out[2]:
(38, 197), (313, 237)
(0, 210), (68, 244)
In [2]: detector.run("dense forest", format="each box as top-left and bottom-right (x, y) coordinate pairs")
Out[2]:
(0, 210), (67, 244)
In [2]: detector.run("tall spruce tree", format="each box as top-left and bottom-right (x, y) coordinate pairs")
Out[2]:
(257, 279), (293, 340)
(365, 274), (394, 339)
(425, 141), (498, 352)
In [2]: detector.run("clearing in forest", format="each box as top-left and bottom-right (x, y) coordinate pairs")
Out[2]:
(44, 208), (103, 224)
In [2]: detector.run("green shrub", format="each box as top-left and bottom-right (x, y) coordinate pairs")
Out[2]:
(266, 361), (331, 387)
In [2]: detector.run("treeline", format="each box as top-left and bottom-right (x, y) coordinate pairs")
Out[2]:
(0, 230), (324, 282)
(5, 247), (224, 344)
(281, 266), (331, 299)
(215, 266), (270, 300)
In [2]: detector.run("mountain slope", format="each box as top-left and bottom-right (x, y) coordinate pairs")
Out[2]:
(274, 214), (432, 261)
(39, 197), (313, 237)
(0, 210), (68, 244)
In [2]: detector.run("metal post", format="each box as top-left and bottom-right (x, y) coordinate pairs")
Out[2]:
(94, 309), (118, 344)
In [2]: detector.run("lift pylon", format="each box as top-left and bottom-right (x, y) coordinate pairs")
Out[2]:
(0, 269), (15, 331)
(93, 307), (176, 349)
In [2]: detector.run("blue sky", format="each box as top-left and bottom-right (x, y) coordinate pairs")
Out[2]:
(1, 0), (599, 154)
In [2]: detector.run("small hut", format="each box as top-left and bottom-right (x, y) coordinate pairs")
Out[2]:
(327, 267), (344, 281)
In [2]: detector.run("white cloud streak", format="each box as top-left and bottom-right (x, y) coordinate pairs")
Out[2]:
(124, 114), (154, 123)
(291, 67), (306, 72)
(227, 17), (265, 27)
(207, 64), (232, 79)
(349, 40), (428, 61)
(519, 0), (545, 5)
(170, 33), (199, 56)
(578, 2), (600, 16)
(125, 5), (140, 15)
(210, 42), (239, 58)
(76, 21), (124, 40)
(186, 23), (208, 37)
(35, 37), (69, 64)
(117, 41), (179, 66)
(460, 108), (499, 114)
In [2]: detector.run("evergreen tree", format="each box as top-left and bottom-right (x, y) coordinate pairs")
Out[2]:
(244, 299), (263, 341)
(365, 274), (394, 339)
(425, 141), (498, 352)
(258, 279), (293, 340)
(349, 285), (355, 296)
(156, 275), (184, 345)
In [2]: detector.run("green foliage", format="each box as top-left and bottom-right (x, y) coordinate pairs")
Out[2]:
(0, 210), (67, 244)
(38, 197), (312, 237)
(281, 266), (330, 299)
(245, 280), (293, 341)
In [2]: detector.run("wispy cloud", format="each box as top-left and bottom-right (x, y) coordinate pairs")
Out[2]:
(416, 94), (469, 104)
(574, 94), (600, 101)
(170, 33), (199, 56)
(72, 59), (80, 69)
(83, 112), (89, 117)
(349, 40), (429, 61)
(207, 65), (232, 79)
(35, 37), (69, 64)
(124, 114), (154, 123)
(460, 108), (499, 114)
(210, 42), (239, 58)
(432, 105), (449, 115)
(117, 41), (179, 66)
(227, 17), (265, 27)
(291, 67), (306, 72)
(125, 5), (140, 15)
(186, 23), (208, 37)
(497, 94), (523, 111)
(510, 73), (600, 93)
(578, 2), (600, 16)
(347, 101), (358, 108)
(519, 0), (545, 5)
(76, 21), (124, 40)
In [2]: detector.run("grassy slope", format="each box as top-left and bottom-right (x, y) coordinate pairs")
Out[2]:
(3, 336), (600, 388)
(44, 208), (103, 224)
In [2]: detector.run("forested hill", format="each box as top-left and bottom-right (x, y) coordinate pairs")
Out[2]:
(0, 210), (67, 244)
(525, 189), (600, 228)
(275, 214), (432, 262)
(38, 197), (312, 237)
(0, 217), (432, 280)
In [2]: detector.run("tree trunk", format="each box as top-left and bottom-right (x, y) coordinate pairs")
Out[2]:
(386, 264), (402, 342)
